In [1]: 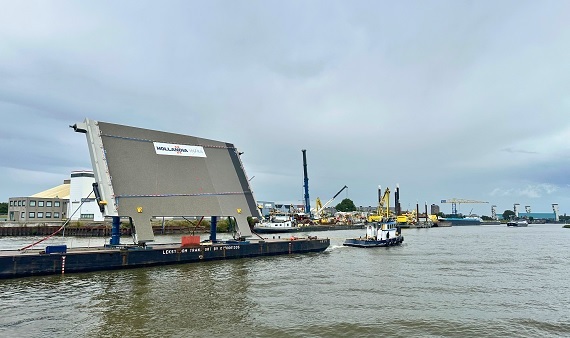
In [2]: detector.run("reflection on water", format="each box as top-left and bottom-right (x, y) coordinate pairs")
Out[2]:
(1, 225), (570, 337)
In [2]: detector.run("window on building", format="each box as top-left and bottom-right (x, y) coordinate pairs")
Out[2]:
(46, 212), (52, 218)
(81, 214), (95, 219)
(46, 201), (52, 207)
(21, 212), (25, 218)
(29, 200), (36, 207)
(9, 201), (13, 206)
(22, 200), (26, 206)
(54, 201), (60, 207)
(54, 212), (60, 218)
(29, 212), (35, 218)
(17, 201), (21, 206)
(38, 201), (44, 207)
(37, 212), (44, 218)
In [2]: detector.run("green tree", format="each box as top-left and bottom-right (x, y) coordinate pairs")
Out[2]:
(0, 202), (7, 214)
(502, 210), (515, 220)
(335, 198), (356, 212)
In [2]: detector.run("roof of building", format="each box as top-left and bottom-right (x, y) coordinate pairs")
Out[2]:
(31, 183), (70, 199)
(518, 212), (556, 219)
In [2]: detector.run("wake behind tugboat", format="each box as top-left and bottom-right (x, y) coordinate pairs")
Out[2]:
(343, 219), (404, 248)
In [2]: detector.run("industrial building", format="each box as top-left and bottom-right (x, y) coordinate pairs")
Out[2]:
(430, 204), (440, 215)
(256, 201), (307, 217)
(512, 212), (557, 222)
(7, 170), (104, 222)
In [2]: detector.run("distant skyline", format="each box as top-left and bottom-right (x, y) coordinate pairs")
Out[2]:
(1, 0), (569, 217)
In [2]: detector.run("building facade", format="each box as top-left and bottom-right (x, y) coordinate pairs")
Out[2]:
(8, 197), (68, 222)
(7, 170), (104, 222)
(431, 204), (440, 215)
(68, 171), (104, 221)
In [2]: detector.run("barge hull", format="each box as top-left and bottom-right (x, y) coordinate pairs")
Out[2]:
(343, 236), (403, 248)
(0, 238), (330, 279)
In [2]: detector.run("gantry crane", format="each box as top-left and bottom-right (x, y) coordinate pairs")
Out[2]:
(440, 198), (488, 215)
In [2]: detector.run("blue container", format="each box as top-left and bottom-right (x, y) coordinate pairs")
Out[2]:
(45, 245), (67, 254)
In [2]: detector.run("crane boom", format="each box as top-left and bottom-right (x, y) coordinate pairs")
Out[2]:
(314, 185), (348, 216)
(440, 198), (488, 215)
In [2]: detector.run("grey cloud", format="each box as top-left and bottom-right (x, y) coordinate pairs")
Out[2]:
(1, 0), (569, 216)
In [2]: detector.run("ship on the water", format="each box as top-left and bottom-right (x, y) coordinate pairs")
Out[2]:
(507, 219), (529, 227)
(0, 119), (329, 279)
(437, 216), (483, 226)
(254, 213), (298, 233)
(343, 219), (404, 248)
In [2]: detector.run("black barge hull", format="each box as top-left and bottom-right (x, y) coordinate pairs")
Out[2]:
(0, 238), (330, 279)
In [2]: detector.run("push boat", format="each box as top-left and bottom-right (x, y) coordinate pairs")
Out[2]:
(0, 119), (330, 279)
(343, 220), (404, 248)
(507, 219), (529, 227)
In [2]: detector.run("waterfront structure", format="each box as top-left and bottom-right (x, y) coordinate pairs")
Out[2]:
(507, 212), (557, 222)
(8, 195), (68, 222)
(7, 170), (103, 222)
(68, 171), (104, 221)
(430, 204), (440, 215)
(8, 181), (70, 222)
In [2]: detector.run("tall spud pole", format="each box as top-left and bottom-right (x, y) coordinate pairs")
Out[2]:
(302, 149), (311, 217)
(395, 184), (401, 216)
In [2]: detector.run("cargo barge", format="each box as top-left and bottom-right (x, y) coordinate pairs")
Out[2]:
(1, 119), (330, 279)
(0, 237), (329, 279)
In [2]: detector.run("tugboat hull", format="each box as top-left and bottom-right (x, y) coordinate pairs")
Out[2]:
(343, 236), (404, 248)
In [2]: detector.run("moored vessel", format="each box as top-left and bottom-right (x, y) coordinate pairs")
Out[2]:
(253, 213), (299, 233)
(438, 216), (482, 226)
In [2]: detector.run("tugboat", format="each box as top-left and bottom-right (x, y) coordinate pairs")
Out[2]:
(343, 219), (404, 248)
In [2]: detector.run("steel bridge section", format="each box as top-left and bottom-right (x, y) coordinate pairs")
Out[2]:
(72, 118), (256, 244)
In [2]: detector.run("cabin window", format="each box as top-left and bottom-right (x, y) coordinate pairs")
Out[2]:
(46, 212), (52, 218)
(38, 201), (44, 207)
(46, 201), (52, 207)
(37, 212), (44, 218)
(54, 212), (60, 218)
(29, 212), (35, 218)
(29, 200), (36, 207)
(54, 201), (60, 207)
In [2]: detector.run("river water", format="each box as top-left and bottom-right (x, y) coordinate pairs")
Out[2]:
(1, 224), (569, 337)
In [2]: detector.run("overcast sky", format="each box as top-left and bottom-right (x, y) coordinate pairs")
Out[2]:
(1, 0), (569, 217)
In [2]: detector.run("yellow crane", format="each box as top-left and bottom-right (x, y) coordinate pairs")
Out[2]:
(368, 186), (391, 222)
(440, 198), (488, 215)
